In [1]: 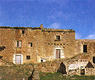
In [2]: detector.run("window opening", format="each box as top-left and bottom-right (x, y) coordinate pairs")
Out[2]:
(83, 45), (87, 53)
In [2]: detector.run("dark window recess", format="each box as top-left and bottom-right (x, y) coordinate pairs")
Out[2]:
(30, 43), (32, 47)
(56, 36), (60, 41)
(93, 57), (95, 64)
(0, 56), (3, 59)
(26, 56), (30, 60)
(17, 41), (19, 47)
(17, 41), (22, 48)
(41, 59), (43, 62)
(60, 44), (62, 45)
(0, 46), (5, 51)
(83, 45), (87, 53)
(22, 30), (25, 34)
(54, 43), (56, 45)
(48, 43), (50, 45)
(80, 69), (85, 75)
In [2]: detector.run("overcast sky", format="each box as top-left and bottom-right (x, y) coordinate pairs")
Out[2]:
(0, 0), (95, 39)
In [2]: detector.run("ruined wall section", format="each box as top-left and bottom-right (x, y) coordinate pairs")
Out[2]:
(75, 40), (95, 67)
(75, 40), (95, 54)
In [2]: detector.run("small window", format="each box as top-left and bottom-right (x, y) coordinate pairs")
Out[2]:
(22, 30), (25, 34)
(41, 59), (43, 62)
(0, 56), (3, 59)
(41, 58), (46, 62)
(26, 56), (30, 60)
(17, 41), (22, 48)
(83, 45), (87, 53)
(48, 43), (50, 45)
(29, 42), (32, 47)
(93, 57), (95, 64)
(60, 44), (62, 45)
(30, 43), (32, 47)
(0, 46), (5, 51)
(56, 36), (60, 41)
(54, 43), (56, 45)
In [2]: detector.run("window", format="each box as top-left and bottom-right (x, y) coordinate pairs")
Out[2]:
(26, 56), (30, 60)
(22, 30), (25, 34)
(30, 43), (32, 47)
(56, 49), (61, 58)
(17, 41), (22, 48)
(0, 56), (3, 59)
(56, 36), (60, 41)
(41, 58), (46, 62)
(93, 57), (95, 64)
(41, 59), (43, 62)
(80, 69), (85, 75)
(0, 46), (5, 51)
(29, 42), (32, 47)
(83, 45), (87, 53)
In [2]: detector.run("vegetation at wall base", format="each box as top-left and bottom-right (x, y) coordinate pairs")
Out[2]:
(0, 64), (34, 80)
(40, 72), (95, 80)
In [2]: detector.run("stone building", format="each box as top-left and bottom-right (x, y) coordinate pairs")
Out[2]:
(0, 24), (76, 64)
(0, 24), (95, 68)
(67, 40), (95, 75)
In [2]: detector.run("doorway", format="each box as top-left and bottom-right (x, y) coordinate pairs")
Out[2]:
(80, 69), (85, 75)
(57, 62), (67, 74)
(56, 49), (61, 59)
(15, 54), (23, 64)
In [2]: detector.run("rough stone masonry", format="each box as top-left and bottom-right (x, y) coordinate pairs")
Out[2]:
(0, 24), (95, 75)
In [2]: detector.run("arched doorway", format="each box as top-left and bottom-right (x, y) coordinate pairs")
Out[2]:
(57, 62), (67, 74)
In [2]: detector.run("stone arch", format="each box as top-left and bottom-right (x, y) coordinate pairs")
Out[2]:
(57, 62), (67, 74)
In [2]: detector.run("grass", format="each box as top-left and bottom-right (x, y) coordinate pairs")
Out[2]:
(0, 64), (95, 80)
(40, 72), (95, 80)
(0, 64), (34, 80)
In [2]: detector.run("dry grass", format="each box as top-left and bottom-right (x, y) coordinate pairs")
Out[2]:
(0, 64), (34, 80)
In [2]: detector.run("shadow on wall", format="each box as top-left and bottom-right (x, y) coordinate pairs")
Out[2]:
(28, 69), (34, 80)
(57, 62), (67, 74)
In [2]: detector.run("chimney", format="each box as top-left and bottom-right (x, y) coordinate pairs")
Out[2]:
(40, 24), (44, 29)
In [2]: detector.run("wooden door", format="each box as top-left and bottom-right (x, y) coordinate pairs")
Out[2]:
(15, 55), (22, 64)
(56, 49), (61, 58)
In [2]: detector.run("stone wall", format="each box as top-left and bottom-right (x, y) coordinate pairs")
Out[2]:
(0, 28), (15, 63)
(37, 52), (95, 75)
(37, 58), (74, 73)
(85, 68), (95, 75)
(0, 26), (76, 64)
(1, 26), (95, 75)
(75, 40), (95, 67)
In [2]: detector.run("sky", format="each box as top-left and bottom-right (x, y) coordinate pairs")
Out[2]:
(0, 0), (95, 39)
